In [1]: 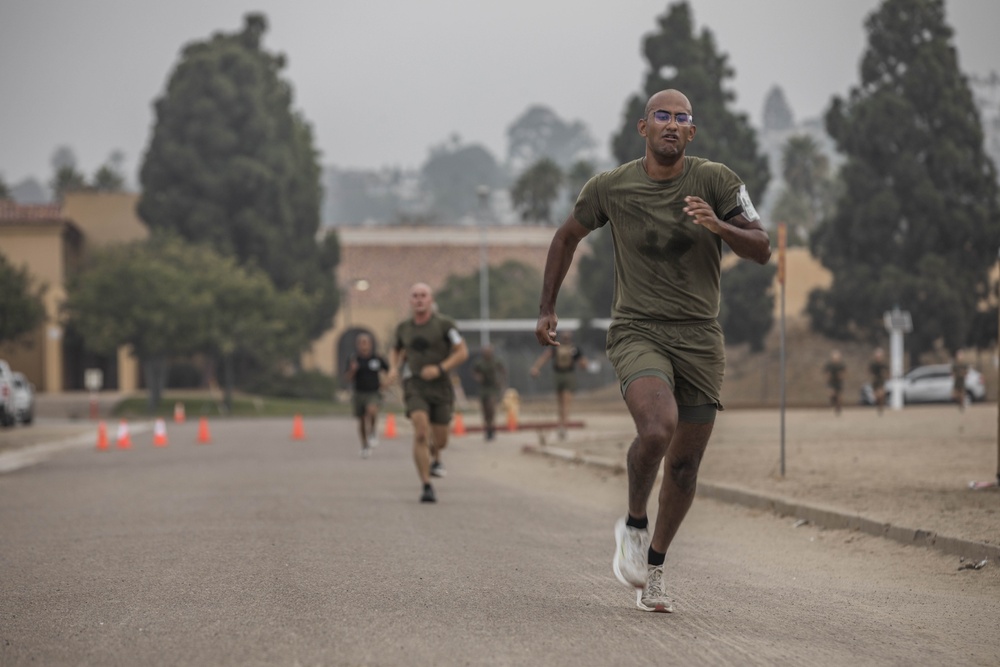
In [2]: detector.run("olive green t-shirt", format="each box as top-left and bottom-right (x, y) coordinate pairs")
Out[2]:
(573, 157), (754, 322)
(394, 313), (463, 383)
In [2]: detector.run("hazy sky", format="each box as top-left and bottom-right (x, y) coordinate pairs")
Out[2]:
(1, 0), (997, 187)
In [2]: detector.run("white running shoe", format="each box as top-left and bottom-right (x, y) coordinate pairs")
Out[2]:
(636, 564), (673, 612)
(612, 516), (650, 588)
(430, 461), (446, 478)
(369, 436), (379, 448)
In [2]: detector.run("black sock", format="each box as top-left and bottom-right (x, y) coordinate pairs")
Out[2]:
(648, 547), (665, 566)
(626, 514), (648, 530)
(423, 482), (432, 491)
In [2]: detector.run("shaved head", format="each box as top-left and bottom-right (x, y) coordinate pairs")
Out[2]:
(644, 89), (693, 118)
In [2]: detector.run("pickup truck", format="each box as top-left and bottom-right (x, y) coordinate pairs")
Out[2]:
(0, 359), (16, 427)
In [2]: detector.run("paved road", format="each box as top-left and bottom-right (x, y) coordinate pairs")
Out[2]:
(1, 417), (997, 666)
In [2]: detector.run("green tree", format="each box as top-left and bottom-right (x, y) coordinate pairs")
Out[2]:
(506, 105), (595, 172)
(762, 85), (795, 133)
(808, 0), (1000, 360)
(93, 151), (127, 192)
(420, 138), (502, 222)
(138, 13), (338, 341)
(610, 1), (769, 199)
(0, 251), (46, 345)
(772, 134), (836, 244)
(436, 260), (588, 321)
(565, 160), (596, 203)
(719, 261), (776, 352)
(50, 146), (88, 200)
(0, 176), (10, 199)
(575, 228), (615, 318)
(510, 158), (563, 224)
(64, 235), (312, 412)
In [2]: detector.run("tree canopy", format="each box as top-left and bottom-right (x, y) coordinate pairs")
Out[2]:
(0, 251), (46, 345)
(138, 13), (337, 340)
(420, 139), (502, 222)
(506, 105), (596, 173)
(808, 0), (1000, 358)
(719, 261), (776, 352)
(510, 158), (563, 225)
(64, 235), (313, 411)
(772, 135), (837, 245)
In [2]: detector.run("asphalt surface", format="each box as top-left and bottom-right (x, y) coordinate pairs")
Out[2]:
(1, 417), (998, 666)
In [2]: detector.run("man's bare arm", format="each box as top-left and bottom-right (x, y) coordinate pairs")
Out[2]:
(535, 216), (592, 346)
(683, 196), (772, 265)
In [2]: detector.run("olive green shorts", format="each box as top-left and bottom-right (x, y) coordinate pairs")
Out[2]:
(606, 318), (725, 410)
(403, 378), (455, 425)
(352, 390), (382, 418)
(554, 370), (577, 394)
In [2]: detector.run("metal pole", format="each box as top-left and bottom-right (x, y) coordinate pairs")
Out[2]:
(996, 247), (1000, 484)
(478, 185), (491, 347)
(777, 223), (787, 478)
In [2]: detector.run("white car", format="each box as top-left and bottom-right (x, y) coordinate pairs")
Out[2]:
(861, 364), (986, 406)
(0, 359), (15, 427)
(11, 372), (35, 425)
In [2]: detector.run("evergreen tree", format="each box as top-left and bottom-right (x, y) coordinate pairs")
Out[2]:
(719, 261), (776, 352)
(762, 86), (795, 133)
(772, 135), (836, 244)
(510, 158), (563, 225)
(420, 140), (502, 222)
(138, 14), (337, 340)
(808, 0), (1000, 359)
(0, 251), (46, 345)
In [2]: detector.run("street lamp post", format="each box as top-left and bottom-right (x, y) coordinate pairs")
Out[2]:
(477, 185), (491, 347)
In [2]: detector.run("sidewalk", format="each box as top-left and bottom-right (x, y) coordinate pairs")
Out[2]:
(510, 402), (1000, 561)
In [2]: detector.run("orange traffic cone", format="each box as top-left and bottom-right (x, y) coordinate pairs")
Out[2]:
(116, 420), (133, 449)
(452, 412), (466, 436)
(291, 414), (306, 441)
(153, 418), (169, 447)
(96, 421), (109, 451)
(384, 413), (398, 439)
(173, 402), (186, 424)
(197, 417), (212, 444)
(507, 407), (518, 432)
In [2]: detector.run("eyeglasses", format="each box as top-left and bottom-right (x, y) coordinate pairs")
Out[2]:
(650, 110), (693, 126)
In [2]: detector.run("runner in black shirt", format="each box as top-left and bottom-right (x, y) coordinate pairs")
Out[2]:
(345, 333), (389, 458)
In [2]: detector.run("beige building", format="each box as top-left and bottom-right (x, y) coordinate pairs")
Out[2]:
(0, 193), (147, 392)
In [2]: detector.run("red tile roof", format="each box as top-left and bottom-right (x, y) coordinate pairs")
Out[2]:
(0, 200), (65, 223)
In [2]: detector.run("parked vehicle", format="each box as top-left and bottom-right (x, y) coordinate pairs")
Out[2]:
(860, 364), (986, 406)
(0, 359), (16, 427)
(11, 372), (35, 425)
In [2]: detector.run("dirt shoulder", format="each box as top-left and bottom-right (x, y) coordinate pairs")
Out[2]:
(513, 402), (999, 553)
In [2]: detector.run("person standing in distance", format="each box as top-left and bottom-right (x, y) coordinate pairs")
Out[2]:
(530, 330), (590, 440)
(534, 89), (771, 612)
(824, 349), (846, 416)
(344, 333), (389, 458)
(472, 345), (506, 440)
(387, 283), (469, 503)
(869, 348), (888, 415)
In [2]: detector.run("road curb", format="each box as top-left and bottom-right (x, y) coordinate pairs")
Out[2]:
(521, 443), (999, 562)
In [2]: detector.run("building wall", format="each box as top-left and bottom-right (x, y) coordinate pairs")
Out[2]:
(303, 225), (579, 376)
(62, 192), (148, 251)
(0, 220), (76, 391)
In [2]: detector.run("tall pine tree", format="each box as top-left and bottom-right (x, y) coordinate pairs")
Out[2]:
(138, 14), (338, 340)
(808, 0), (1000, 359)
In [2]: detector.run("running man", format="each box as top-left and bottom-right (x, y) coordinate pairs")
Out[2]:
(344, 333), (389, 457)
(472, 345), (506, 440)
(534, 89), (771, 612)
(387, 283), (469, 503)
(869, 348), (888, 414)
(824, 349), (846, 416)
(530, 330), (589, 440)
(952, 350), (969, 412)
